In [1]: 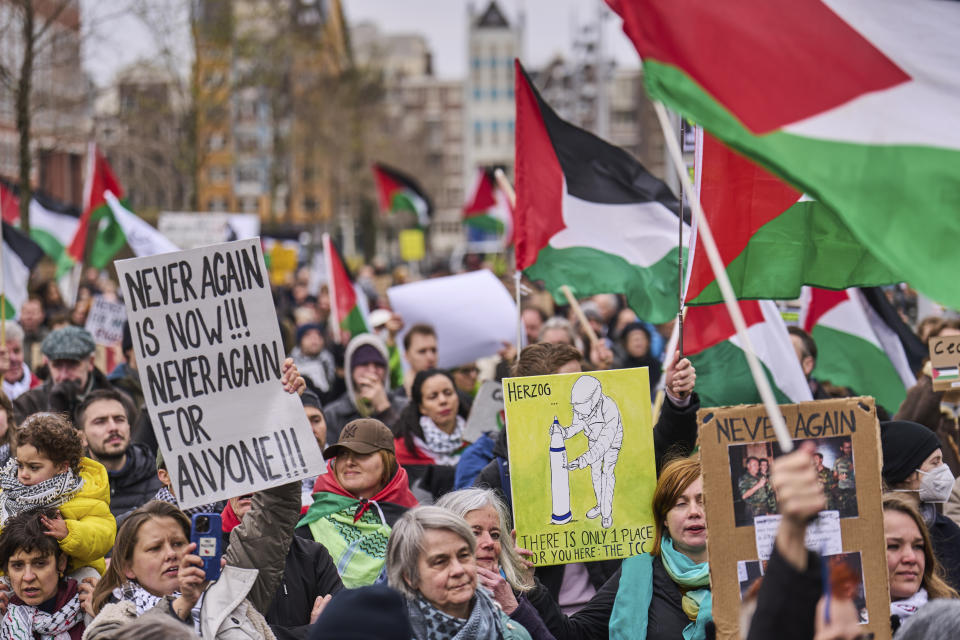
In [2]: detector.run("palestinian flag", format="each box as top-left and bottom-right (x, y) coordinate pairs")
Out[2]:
(372, 163), (433, 228)
(1, 222), (44, 319)
(609, 0), (960, 309)
(0, 181), (19, 224)
(801, 287), (916, 413)
(514, 59), (686, 324)
(322, 233), (368, 341)
(684, 299), (812, 408)
(30, 192), (81, 277)
(685, 133), (900, 305)
(102, 192), (178, 257)
(463, 168), (513, 239)
(68, 145), (126, 269)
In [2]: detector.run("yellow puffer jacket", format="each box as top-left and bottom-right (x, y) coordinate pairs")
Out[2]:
(56, 457), (117, 575)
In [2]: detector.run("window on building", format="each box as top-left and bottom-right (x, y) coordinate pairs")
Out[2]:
(490, 88), (498, 100)
(241, 197), (258, 213)
(490, 120), (499, 144)
(207, 197), (227, 212)
(473, 88), (482, 101)
(302, 197), (317, 213)
(474, 121), (483, 146)
(208, 133), (225, 151)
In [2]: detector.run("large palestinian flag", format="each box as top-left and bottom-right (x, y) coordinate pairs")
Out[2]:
(609, 0), (960, 309)
(685, 133), (900, 305)
(372, 163), (433, 228)
(322, 233), (368, 341)
(1, 222), (45, 319)
(684, 299), (812, 408)
(801, 287), (916, 414)
(514, 60), (686, 324)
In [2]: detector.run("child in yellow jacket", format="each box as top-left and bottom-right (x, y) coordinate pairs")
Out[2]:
(0, 412), (115, 575)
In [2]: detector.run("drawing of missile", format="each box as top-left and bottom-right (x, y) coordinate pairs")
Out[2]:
(550, 416), (572, 524)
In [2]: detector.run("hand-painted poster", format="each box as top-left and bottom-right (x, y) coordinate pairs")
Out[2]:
(504, 368), (656, 566)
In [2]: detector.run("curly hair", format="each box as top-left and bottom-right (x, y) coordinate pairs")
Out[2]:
(15, 413), (83, 475)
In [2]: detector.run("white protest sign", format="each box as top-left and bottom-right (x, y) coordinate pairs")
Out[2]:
(463, 380), (505, 443)
(158, 212), (261, 250)
(387, 270), (517, 369)
(753, 511), (843, 561)
(84, 296), (127, 346)
(116, 238), (325, 509)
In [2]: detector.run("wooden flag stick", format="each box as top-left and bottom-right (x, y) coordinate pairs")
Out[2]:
(560, 285), (599, 345)
(494, 168), (516, 209)
(653, 101), (793, 452)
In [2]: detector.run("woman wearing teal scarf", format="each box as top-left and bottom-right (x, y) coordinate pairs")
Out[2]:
(610, 456), (711, 640)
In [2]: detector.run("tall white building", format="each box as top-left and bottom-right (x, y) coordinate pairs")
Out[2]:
(463, 1), (522, 187)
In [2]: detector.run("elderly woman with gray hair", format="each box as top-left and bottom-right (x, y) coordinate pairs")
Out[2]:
(387, 505), (533, 640)
(436, 488), (555, 640)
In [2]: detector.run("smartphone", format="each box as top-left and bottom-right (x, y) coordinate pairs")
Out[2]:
(190, 513), (223, 581)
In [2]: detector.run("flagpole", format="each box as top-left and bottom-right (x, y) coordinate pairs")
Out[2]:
(494, 169), (523, 361)
(321, 233), (341, 345)
(0, 206), (5, 346)
(653, 101), (793, 452)
(677, 119), (685, 360)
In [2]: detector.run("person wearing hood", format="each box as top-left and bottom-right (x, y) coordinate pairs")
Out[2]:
(290, 322), (341, 405)
(74, 389), (161, 522)
(296, 418), (419, 588)
(323, 334), (408, 444)
(882, 419), (960, 591)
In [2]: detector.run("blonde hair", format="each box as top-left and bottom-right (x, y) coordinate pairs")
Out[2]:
(333, 449), (398, 495)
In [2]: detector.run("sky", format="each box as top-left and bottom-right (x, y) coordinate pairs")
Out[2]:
(81, 0), (641, 88)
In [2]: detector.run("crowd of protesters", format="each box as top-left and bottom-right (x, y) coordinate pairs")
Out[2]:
(0, 266), (954, 639)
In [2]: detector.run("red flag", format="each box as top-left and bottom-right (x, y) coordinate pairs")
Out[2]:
(67, 145), (124, 263)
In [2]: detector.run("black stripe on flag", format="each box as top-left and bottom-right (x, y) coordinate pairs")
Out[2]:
(2, 221), (45, 270)
(860, 286), (926, 374)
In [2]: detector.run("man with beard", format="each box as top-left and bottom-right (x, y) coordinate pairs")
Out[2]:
(75, 388), (160, 521)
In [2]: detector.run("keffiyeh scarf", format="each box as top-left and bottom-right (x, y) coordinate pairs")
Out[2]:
(113, 581), (177, 615)
(1, 587), (82, 640)
(891, 587), (928, 622)
(0, 459), (83, 524)
(407, 588), (503, 640)
(419, 415), (466, 466)
(153, 486), (222, 518)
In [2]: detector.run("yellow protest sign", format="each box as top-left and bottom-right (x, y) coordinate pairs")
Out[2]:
(504, 367), (656, 567)
(399, 229), (425, 262)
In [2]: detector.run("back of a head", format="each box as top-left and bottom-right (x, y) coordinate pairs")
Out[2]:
(895, 599), (960, 640)
(513, 342), (582, 377)
(308, 585), (413, 640)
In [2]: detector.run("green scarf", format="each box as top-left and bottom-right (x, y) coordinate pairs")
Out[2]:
(609, 538), (712, 640)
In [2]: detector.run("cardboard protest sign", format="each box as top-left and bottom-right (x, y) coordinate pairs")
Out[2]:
(463, 380), (505, 443)
(116, 238), (325, 509)
(929, 334), (960, 391)
(388, 270), (516, 369)
(84, 296), (127, 346)
(504, 367), (656, 566)
(699, 398), (890, 640)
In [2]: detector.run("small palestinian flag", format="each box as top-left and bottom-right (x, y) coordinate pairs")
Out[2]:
(684, 299), (812, 408)
(372, 163), (433, 228)
(1, 222), (45, 319)
(463, 168), (512, 237)
(514, 59), (686, 324)
(69, 145), (127, 269)
(322, 233), (369, 341)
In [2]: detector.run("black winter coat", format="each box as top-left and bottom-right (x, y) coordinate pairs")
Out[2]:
(266, 536), (345, 640)
(109, 443), (163, 522)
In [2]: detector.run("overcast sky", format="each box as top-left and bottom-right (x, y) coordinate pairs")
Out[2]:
(81, 0), (641, 87)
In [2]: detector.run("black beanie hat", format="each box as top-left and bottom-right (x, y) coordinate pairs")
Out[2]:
(880, 420), (942, 486)
(308, 585), (412, 640)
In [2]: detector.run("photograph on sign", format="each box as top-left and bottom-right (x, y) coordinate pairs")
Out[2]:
(504, 367), (656, 566)
(115, 238), (326, 510)
(929, 333), (960, 391)
(698, 397), (890, 640)
(729, 434), (857, 527)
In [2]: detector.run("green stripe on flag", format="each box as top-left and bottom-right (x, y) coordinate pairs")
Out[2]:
(88, 204), (126, 269)
(464, 214), (505, 234)
(525, 244), (684, 324)
(342, 306), (368, 337)
(689, 200), (900, 305)
(811, 325), (907, 413)
(689, 340), (792, 408)
(29, 229), (75, 277)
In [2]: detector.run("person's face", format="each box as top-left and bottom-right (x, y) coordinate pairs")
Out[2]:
(556, 360), (582, 375)
(814, 454), (824, 470)
(411, 528), (477, 618)
(759, 459), (770, 475)
(790, 334), (815, 378)
(49, 356), (93, 387)
(665, 477), (706, 557)
(625, 330), (650, 358)
(919, 448), (943, 473)
(125, 517), (189, 597)
(335, 450), (385, 499)
(406, 333), (438, 372)
(465, 505), (502, 573)
(841, 441), (852, 457)
(541, 327), (572, 346)
(299, 329), (323, 357)
(522, 310), (543, 343)
(16, 445), (68, 486)
(19, 301), (43, 331)
(747, 459), (759, 476)
(451, 365), (479, 393)
(884, 510), (925, 600)
(3, 339), (24, 382)
(305, 406), (327, 446)
(353, 361), (386, 386)
(80, 399), (130, 460)
(6, 549), (66, 605)
(229, 494), (254, 520)
(419, 374), (458, 429)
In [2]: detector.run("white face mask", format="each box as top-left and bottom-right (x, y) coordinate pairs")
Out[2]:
(917, 463), (955, 503)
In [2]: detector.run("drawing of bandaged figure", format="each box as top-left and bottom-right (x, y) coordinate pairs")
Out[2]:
(551, 375), (623, 529)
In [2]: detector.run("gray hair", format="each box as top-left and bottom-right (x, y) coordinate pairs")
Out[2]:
(1, 322), (23, 345)
(896, 599), (960, 640)
(386, 505), (476, 600)
(436, 487), (533, 592)
(538, 317), (577, 346)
